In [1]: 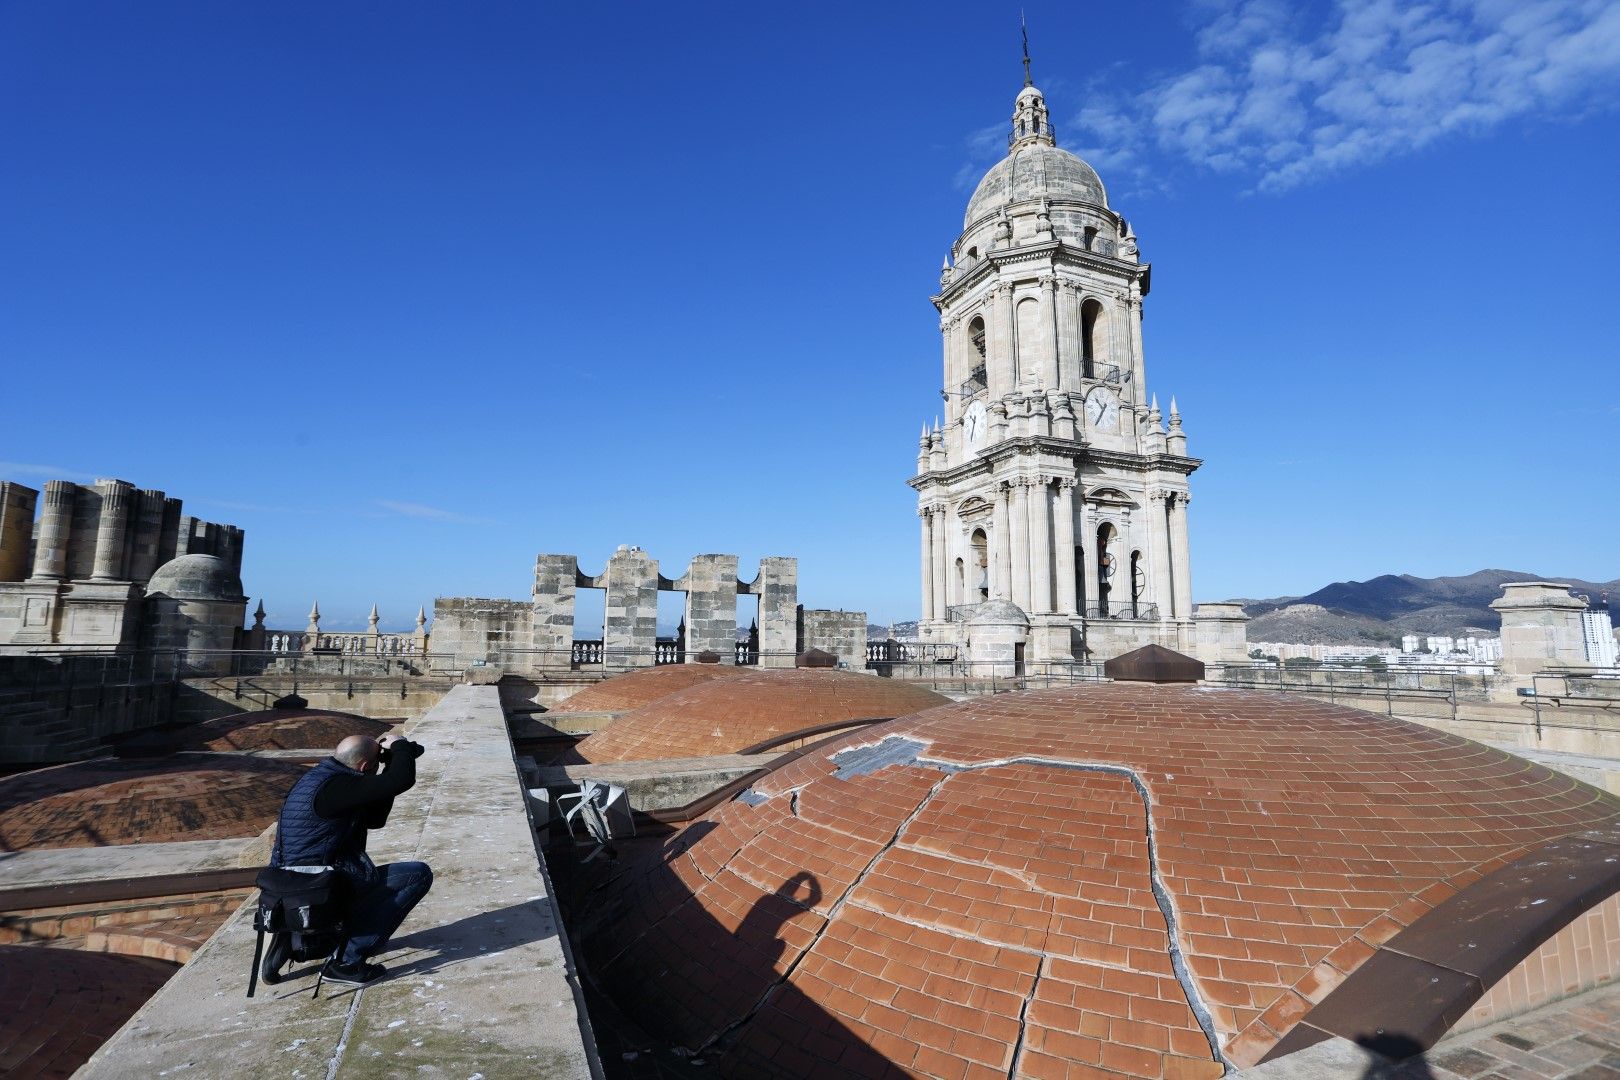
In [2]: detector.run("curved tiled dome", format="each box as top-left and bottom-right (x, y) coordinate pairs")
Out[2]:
(577, 684), (1620, 1078)
(0, 946), (177, 1077)
(573, 669), (949, 763)
(144, 553), (243, 601)
(0, 755), (306, 850)
(550, 664), (748, 717)
(174, 708), (393, 752)
(965, 143), (1108, 227)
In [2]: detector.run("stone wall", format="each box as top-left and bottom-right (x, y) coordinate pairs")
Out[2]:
(429, 597), (532, 670)
(799, 608), (868, 670)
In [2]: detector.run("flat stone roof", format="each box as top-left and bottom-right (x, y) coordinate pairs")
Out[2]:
(78, 684), (599, 1079)
(0, 836), (255, 889)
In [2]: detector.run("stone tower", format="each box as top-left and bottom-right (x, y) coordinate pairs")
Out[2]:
(909, 75), (1200, 664)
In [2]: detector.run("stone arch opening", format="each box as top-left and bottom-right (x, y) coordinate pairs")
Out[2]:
(1081, 298), (1107, 379)
(1096, 522), (1117, 616)
(970, 530), (989, 602)
(1130, 550), (1145, 617)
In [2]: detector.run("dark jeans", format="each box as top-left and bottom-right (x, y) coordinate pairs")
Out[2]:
(340, 860), (433, 965)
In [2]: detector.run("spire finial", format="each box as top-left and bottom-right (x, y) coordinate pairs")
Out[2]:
(1021, 10), (1033, 87)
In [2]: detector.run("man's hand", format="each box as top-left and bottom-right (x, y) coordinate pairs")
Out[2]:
(379, 735), (404, 750)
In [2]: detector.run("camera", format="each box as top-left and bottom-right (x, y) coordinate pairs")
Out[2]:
(377, 739), (424, 765)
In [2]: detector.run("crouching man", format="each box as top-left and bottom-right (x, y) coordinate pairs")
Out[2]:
(273, 732), (433, 987)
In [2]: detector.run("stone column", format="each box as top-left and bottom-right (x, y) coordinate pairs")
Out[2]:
(756, 557), (798, 666)
(992, 483), (1012, 601)
(30, 480), (76, 580)
(941, 317), (957, 424)
(0, 482), (39, 582)
(932, 505), (949, 620)
(1082, 501), (1095, 612)
(682, 554), (739, 663)
(1053, 479), (1077, 614)
(1038, 276), (1060, 390)
(1128, 279), (1147, 398)
(603, 546), (659, 669)
(919, 507), (935, 622)
(1030, 478), (1052, 612)
(157, 497), (182, 565)
(1148, 491), (1174, 618)
(1491, 582), (1592, 675)
(990, 283), (1014, 398)
(531, 553), (579, 669)
(1010, 480), (1030, 611)
(1170, 492), (1193, 619)
(1056, 283), (1079, 392)
(127, 489), (167, 583)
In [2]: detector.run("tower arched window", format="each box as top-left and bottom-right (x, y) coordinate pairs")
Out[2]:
(1081, 299), (1107, 380)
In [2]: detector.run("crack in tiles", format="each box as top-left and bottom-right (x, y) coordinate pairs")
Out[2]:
(918, 755), (1233, 1075)
(1007, 955), (1046, 1080)
(697, 773), (952, 1058)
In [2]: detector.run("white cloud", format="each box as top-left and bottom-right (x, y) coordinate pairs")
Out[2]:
(0, 461), (97, 482)
(374, 499), (495, 526)
(1076, 0), (1620, 192)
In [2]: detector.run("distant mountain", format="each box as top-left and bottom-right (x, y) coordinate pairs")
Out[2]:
(1239, 570), (1618, 646)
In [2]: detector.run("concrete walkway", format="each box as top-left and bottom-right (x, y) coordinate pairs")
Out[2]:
(77, 684), (599, 1080)
(0, 837), (256, 889)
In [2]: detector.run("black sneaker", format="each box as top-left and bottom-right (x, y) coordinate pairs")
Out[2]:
(260, 932), (291, 985)
(321, 958), (387, 986)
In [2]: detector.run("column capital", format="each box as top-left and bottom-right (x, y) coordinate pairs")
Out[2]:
(1037, 273), (1057, 289)
(1055, 476), (1078, 490)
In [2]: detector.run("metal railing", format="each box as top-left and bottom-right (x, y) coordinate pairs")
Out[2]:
(869, 658), (1108, 693)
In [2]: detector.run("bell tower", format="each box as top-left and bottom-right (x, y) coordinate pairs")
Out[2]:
(909, 68), (1201, 664)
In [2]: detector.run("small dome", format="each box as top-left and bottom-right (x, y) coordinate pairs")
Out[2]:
(965, 143), (1108, 228)
(145, 554), (243, 602)
(550, 664), (748, 718)
(967, 599), (1029, 625)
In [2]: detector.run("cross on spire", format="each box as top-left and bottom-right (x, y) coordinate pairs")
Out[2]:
(1021, 10), (1033, 86)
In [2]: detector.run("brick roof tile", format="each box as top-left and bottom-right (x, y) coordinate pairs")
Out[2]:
(575, 669), (949, 763)
(578, 684), (1620, 1077)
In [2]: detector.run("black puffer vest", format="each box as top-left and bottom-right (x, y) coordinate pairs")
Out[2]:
(274, 757), (375, 887)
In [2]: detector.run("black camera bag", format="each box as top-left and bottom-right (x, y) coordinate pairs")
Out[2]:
(248, 866), (346, 997)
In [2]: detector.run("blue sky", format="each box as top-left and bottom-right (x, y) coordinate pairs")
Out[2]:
(2, 1), (1617, 631)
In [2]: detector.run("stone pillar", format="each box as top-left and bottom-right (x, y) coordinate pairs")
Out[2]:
(932, 506), (949, 619)
(1492, 582), (1592, 675)
(0, 482), (39, 582)
(683, 554), (739, 663)
(127, 489), (167, 583)
(603, 545), (659, 669)
(1053, 480), (1076, 615)
(990, 283), (1014, 398)
(1010, 480), (1030, 611)
(918, 507), (935, 622)
(941, 318), (957, 426)
(992, 483), (1012, 601)
(1128, 279), (1147, 399)
(531, 554), (579, 670)
(1056, 283), (1079, 392)
(1030, 478), (1052, 612)
(1039, 275), (1060, 390)
(1194, 603), (1251, 665)
(174, 516), (199, 557)
(30, 480), (76, 580)
(220, 526), (245, 576)
(756, 557), (798, 667)
(1079, 502), (1098, 615)
(1148, 491), (1174, 618)
(1170, 492), (1193, 620)
(157, 497), (182, 565)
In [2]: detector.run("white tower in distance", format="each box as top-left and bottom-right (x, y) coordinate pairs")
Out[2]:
(910, 57), (1200, 664)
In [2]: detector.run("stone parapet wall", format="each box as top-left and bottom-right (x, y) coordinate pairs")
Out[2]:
(798, 607), (867, 670)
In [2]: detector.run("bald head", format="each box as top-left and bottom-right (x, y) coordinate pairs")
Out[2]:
(335, 735), (381, 772)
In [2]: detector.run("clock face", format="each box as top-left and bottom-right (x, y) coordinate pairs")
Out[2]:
(963, 400), (988, 451)
(1085, 389), (1119, 432)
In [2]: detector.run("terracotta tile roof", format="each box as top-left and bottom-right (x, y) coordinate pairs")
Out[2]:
(577, 684), (1620, 1077)
(574, 669), (950, 764)
(174, 708), (393, 752)
(0, 945), (176, 1077)
(551, 664), (748, 716)
(0, 755), (306, 851)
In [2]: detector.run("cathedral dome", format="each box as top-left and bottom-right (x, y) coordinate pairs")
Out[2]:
(965, 142), (1108, 228)
(144, 553), (243, 601)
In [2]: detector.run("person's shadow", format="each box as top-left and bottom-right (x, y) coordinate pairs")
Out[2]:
(1359, 1034), (1438, 1079)
(379, 900), (559, 979)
